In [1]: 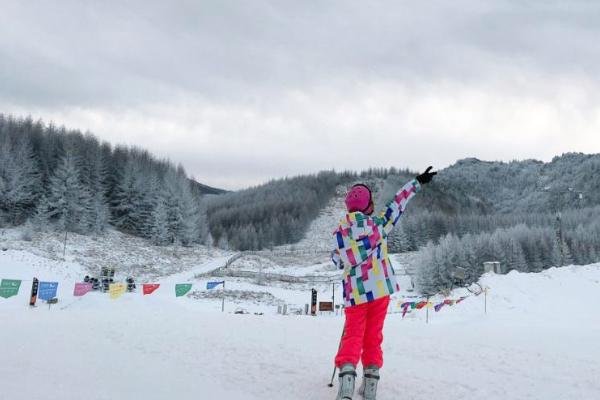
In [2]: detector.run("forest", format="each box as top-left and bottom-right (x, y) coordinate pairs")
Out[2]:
(0, 114), (207, 246)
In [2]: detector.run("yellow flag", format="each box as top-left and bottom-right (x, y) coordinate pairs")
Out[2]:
(109, 283), (127, 300)
(426, 302), (433, 309)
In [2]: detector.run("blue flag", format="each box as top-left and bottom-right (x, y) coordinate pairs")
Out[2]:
(38, 281), (59, 301)
(206, 281), (224, 290)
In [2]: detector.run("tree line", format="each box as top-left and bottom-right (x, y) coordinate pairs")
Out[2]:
(414, 210), (600, 294)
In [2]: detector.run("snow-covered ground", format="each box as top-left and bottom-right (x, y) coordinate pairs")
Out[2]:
(2, 231), (600, 399)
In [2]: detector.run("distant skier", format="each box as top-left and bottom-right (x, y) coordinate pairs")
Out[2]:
(331, 167), (437, 400)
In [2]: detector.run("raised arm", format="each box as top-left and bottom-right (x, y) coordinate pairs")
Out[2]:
(373, 166), (436, 236)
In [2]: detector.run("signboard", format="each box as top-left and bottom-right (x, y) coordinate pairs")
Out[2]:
(38, 282), (59, 301)
(0, 279), (21, 299)
(310, 289), (317, 315)
(319, 301), (334, 312)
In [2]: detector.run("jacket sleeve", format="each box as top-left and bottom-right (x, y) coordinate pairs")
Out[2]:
(373, 179), (421, 236)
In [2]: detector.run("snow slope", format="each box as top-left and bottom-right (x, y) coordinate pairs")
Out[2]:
(2, 238), (600, 400)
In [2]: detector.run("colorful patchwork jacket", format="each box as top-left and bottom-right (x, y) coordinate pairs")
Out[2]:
(332, 179), (421, 307)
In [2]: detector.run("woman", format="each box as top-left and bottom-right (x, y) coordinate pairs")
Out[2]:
(331, 167), (436, 400)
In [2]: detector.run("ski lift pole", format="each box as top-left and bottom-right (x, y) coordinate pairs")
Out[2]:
(332, 282), (335, 307)
(221, 281), (225, 312)
(426, 295), (429, 324)
(63, 230), (68, 258)
(483, 287), (487, 314)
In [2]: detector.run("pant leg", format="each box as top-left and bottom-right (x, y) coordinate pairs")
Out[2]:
(335, 302), (368, 367)
(361, 295), (390, 368)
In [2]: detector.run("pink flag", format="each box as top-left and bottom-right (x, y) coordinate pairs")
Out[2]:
(74, 283), (93, 297)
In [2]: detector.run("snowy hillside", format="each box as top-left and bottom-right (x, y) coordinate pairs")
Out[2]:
(2, 231), (600, 399)
(0, 227), (232, 281)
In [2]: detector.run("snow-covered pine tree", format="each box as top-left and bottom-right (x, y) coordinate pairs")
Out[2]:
(163, 174), (184, 245)
(84, 145), (110, 233)
(46, 154), (93, 233)
(0, 136), (41, 224)
(31, 194), (51, 230)
(111, 159), (148, 235)
(150, 191), (169, 245)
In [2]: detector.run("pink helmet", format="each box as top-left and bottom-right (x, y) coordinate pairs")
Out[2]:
(345, 184), (373, 214)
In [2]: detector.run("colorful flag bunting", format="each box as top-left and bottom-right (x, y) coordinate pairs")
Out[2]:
(73, 283), (92, 297)
(38, 282), (59, 301)
(109, 282), (127, 299)
(143, 284), (160, 295)
(0, 279), (21, 299)
(175, 283), (193, 297)
(396, 295), (470, 314)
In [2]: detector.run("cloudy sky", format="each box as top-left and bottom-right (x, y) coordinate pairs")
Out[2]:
(2, 1), (600, 189)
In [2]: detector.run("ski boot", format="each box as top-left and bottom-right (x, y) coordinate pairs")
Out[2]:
(358, 365), (380, 400)
(336, 363), (357, 400)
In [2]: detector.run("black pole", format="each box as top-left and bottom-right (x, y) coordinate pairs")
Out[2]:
(332, 282), (335, 307)
(63, 230), (68, 258)
(328, 327), (345, 387)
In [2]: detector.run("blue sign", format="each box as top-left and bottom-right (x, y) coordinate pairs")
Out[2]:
(206, 281), (224, 290)
(38, 281), (59, 301)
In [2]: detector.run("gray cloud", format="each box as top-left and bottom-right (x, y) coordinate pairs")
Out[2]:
(2, 1), (600, 189)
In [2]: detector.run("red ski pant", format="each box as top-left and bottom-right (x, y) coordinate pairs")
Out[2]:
(335, 295), (390, 369)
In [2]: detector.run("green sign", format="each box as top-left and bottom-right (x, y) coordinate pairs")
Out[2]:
(0, 279), (22, 299)
(175, 283), (192, 297)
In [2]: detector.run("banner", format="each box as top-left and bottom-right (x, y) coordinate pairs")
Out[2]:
(73, 283), (93, 297)
(38, 282), (59, 301)
(143, 284), (160, 295)
(396, 295), (471, 316)
(401, 303), (410, 317)
(175, 283), (192, 297)
(109, 283), (127, 299)
(206, 281), (224, 290)
(416, 301), (428, 310)
(0, 279), (21, 299)
(30, 278), (39, 306)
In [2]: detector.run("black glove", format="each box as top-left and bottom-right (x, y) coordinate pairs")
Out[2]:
(416, 166), (437, 185)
